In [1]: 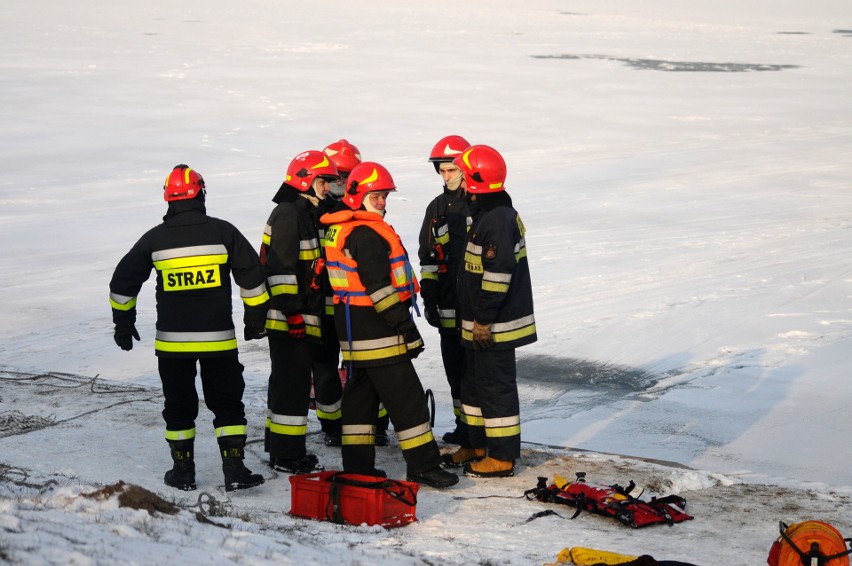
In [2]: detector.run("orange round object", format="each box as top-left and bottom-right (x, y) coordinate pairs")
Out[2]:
(769, 521), (850, 566)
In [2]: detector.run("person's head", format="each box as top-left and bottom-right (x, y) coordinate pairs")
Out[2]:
(323, 139), (362, 199)
(428, 135), (470, 191)
(453, 144), (506, 195)
(163, 164), (205, 203)
(283, 150), (340, 200)
(343, 161), (396, 217)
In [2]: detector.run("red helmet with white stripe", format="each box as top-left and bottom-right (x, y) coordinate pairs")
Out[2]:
(323, 139), (362, 174)
(428, 135), (470, 173)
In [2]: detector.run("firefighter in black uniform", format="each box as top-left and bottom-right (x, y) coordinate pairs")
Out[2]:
(442, 145), (537, 478)
(418, 134), (471, 444)
(260, 150), (338, 474)
(317, 139), (392, 447)
(109, 164), (269, 492)
(320, 161), (458, 488)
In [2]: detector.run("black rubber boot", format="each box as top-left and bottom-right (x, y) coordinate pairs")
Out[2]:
(164, 439), (197, 491)
(219, 435), (264, 492)
(407, 466), (459, 488)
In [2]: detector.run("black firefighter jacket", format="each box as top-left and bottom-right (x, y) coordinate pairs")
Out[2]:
(109, 199), (269, 358)
(457, 192), (537, 350)
(259, 186), (325, 340)
(417, 186), (470, 333)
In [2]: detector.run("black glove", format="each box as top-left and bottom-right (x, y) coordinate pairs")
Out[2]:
(471, 321), (493, 351)
(397, 320), (424, 359)
(114, 325), (140, 351)
(244, 326), (267, 341)
(424, 305), (440, 328)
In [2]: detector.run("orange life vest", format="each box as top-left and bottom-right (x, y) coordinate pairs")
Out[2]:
(322, 210), (420, 307)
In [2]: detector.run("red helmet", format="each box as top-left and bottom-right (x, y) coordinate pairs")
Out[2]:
(164, 164), (205, 202)
(454, 145), (507, 194)
(323, 139), (362, 174)
(343, 161), (396, 210)
(428, 135), (470, 172)
(284, 150), (339, 192)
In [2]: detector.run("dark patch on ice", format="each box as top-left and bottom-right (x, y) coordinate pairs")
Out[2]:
(517, 355), (655, 392)
(532, 53), (799, 72)
(834, 29), (852, 37)
(777, 31), (810, 35)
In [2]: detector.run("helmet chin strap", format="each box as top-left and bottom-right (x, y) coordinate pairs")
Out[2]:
(445, 170), (464, 191)
(362, 195), (385, 217)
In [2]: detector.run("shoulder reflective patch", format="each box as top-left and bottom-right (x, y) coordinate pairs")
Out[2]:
(163, 265), (221, 291)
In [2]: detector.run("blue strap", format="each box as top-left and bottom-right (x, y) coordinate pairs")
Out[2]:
(343, 293), (354, 378)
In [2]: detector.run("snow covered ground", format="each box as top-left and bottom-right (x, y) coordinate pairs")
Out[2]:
(2, 0), (852, 564)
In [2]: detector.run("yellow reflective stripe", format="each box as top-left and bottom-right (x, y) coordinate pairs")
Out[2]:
(265, 312), (323, 336)
(481, 281), (510, 293)
(268, 274), (298, 296)
(493, 323), (536, 343)
(299, 248), (321, 261)
(420, 271), (439, 281)
(242, 291), (270, 306)
(241, 284), (269, 306)
(269, 413), (307, 436)
(461, 316), (536, 344)
(373, 292), (401, 313)
(156, 338), (237, 352)
(378, 405), (387, 418)
(262, 233), (271, 245)
(369, 285), (396, 303)
(461, 404), (484, 426)
(109, 294), (137, 311)
(461, 326), (536, 344)
(342, 434), (374, 445)
(434, 227), (449, 245)
(485, 424), (521, 438)
(316, 407), (342, 420)
(269, 422), (307, 436)
(215, 425), (247, 438)
(396, 422), (432, 448)
(461, 413), (485, 426)
(165, 428), (196, 441)
(342, 424), (375, 445)
(153, 254), (228, 271)
(341, 342), (408, 361)
(398, 429), (434, 451)
(515, 246), (527, 262)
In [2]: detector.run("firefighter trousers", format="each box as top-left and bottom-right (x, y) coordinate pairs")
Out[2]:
(267, 333), (313, 460)
(341, 361), (440, 475)
(458, 347), (521, 462)
(439, 330), (465, 428)
(158, 353), (247, 435)
(311, 338), (342, 435)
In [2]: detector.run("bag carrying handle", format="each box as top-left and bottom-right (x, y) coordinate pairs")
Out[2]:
(325, 472), (418, 523)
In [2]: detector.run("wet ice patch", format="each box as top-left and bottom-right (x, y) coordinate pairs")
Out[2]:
(518, 355), (656, 392)
(532, 53), (799, 72)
